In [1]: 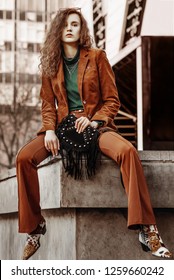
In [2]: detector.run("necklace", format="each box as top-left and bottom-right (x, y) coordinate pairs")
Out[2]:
(64, 59), (79, 78)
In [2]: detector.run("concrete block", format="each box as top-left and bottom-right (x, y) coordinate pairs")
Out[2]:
(38, 161), (61, 209)
(1, 208), (173, 260)
(0, 151), (174, 213)
(143, 162), (174, 207)
(60, 159), (127, 208)
(76, 208), (174, 260)
(0, 209), (76, 260)
(0, 176), (18, 214)
(139, 151), (174, 161)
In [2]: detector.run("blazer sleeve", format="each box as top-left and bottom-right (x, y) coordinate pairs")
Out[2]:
(91, 50), (120, 125)
(40, 76), (57, 131)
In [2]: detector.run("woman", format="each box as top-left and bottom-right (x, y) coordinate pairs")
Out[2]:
(16, 8), (172, 260)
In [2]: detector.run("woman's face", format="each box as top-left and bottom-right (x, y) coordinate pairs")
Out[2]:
(61, 13), (81, 45)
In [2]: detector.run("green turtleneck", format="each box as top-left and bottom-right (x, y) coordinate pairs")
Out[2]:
(63, 49), (83, 112)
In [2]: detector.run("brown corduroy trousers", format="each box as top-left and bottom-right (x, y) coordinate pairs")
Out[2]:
(16, 131), (156, 233)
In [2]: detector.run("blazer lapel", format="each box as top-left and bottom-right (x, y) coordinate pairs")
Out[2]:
(78, 48), (89, 99)
(56, 58), (67, 104)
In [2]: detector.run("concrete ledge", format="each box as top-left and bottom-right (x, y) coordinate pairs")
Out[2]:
(0, 151), (174, 260)
(0, 151), (174, 214)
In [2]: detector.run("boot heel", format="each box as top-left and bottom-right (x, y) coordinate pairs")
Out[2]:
(140, 241), (150, 252)
(41, 224), (46, 235)
(30, 219), (46, 235)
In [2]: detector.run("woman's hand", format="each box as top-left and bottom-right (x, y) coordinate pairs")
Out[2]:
(44, 130), (60, 156)
(75, 116), (91, 133)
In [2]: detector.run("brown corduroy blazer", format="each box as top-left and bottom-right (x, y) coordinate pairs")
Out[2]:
(38, 47), (120, 134)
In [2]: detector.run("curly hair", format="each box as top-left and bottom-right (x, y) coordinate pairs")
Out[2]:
(39, 8), (93, 78)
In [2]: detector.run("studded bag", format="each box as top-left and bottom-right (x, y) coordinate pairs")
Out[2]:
(56, 114), (100, 179)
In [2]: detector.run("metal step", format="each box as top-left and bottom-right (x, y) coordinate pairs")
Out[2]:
(120, 133), (137, 137)
(117, 125), (136, 129)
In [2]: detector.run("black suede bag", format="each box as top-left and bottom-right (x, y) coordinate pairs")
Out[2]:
(56, 114), (100, 179)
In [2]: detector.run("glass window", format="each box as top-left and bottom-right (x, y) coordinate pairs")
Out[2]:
(5, 0), (14, 10)
(36, 43), (41, 53)
(28, 0), (36, 11)
(28, 0), (45, 12)
(0, 52), (3, 72)
(5, 73), (12, 83)
(0, 1), (4, 9)
(17, 41), (28, 50)
(16, 84), (40, 106)
(0, 42), (5, 51)
(6, 52), (14, 72)
(30, 85), (40, 105)
(6, 11), (12, 19)
(5, 42), (12, 50)
(0, 52), (5, 72)
(18, 73), (27, 83)
(26, 22), (45, 43)
(27, 53), (40, 74)
(0, 22), (5, 41)
(36, 0), (45, 12)
(27, 74), (34, 83)
(17, 85), (31, 104)
(27, 22), (37, 42)
(0, 10), (3, 19)
(35, 23), (45, 43)
(5, 22), (14, 41)
(16, 52), (39, 75)
(37, 12), (43, 22)
(18, 0), (27, 11)
(47, 0), (60, 13)
(0, 52), (14, 72)
(17, 21), (28, 42)
(26, 11), (36, 21)
(0, 84), (13, 105)
(28, 43), (34, 52)
(36, 74), (41, 84)
(20, 11), (25, 21)
(16, 52), (28, 73)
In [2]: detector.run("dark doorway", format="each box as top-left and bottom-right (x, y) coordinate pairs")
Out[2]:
(142, 36), (174, 150)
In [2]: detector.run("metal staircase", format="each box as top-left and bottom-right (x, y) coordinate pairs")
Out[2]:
(114, 110), (137, 147)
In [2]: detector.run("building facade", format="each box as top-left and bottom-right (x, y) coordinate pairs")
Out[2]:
(0, 0), (72, 106)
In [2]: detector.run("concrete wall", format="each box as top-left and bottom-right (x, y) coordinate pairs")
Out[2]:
(0, 151), (174, 260)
